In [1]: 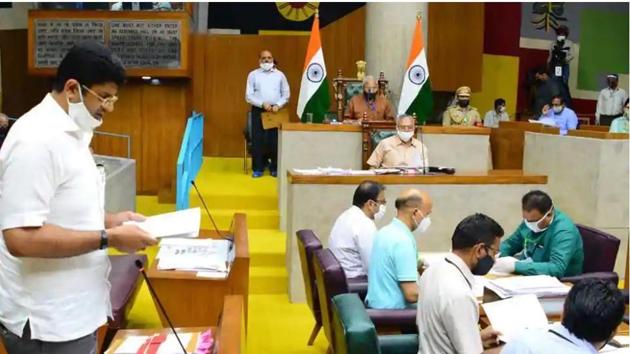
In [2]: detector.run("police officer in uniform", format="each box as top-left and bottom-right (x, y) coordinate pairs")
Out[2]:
(442, 86), (481, 127)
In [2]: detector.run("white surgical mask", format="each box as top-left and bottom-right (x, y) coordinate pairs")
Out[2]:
(524, 207), (553, 233)
(67, 87), (102, 133)
(260, 62), (273, 71)
(557, 35), (566, 41)
(499, 106), (506, 113)
(552, 106), (563, 114)
(397, 130), (414, 142)
(412, 211), (431, 234)
(374, 204), (386, 221)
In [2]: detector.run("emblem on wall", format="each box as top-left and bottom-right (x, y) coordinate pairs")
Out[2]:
(531, 2), (568, 32)
(276, 2), (319, 22)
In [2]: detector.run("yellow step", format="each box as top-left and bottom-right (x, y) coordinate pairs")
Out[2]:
(250, 266), (287, 295)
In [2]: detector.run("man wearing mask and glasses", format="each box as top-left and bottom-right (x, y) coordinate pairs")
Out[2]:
(442, 86), (482, 127)
(494, 190), (583, 277)
(366, 188), (432, 310)
(0, 42), (157, 354)
(329, 181), (386, 279)
(344, 75), (394, 122)
(417, 213), (503, 354)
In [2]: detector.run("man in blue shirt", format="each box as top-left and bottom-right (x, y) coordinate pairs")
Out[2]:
(539, 95), (578, 135)
(245, 50), (290, 178)
(501, 279), (625, 353)
(366, 189), (433, 309)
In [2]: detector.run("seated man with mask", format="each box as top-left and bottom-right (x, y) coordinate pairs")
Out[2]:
(539, 95), (578, 135)
(418, 213), (503, 354)
(366, 114), (428, 169)
(494, 190), (584, 277)
(366, 188), (432, 309)
(345, 75), (394, 122)
(442, 86), (482, 127)
(329, 180), (386, 278)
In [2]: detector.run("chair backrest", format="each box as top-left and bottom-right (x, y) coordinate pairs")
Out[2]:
(332, 293), (381, 354)
(361, 120), (398, 169)
(296, 230), (323, 321)
(313, 248), (350, 348)
(333, 69), (390, 121)
(577, 224), (621, 273)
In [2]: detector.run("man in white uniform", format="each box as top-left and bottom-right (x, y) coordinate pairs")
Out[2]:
(0, 42), (157, 354)
(329, 181), (386, 278)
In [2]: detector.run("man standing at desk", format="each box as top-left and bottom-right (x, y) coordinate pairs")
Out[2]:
(345, 75), (394, 122)
(596, 74), (628, 126)
(366, 115), (429, 169)
(539, 95), (578, 135)
(245, 50), (290, 178)
(442, 86), (481, 127)
(494, 190), (584, 277)
(0, 42), (157, 354)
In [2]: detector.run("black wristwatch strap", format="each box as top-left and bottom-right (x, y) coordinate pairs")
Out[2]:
(99, 230), (109, 250)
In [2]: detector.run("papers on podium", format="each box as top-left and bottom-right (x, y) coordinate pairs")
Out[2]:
(486, 275), (570, 299)
(156, 238), (236, 278)
(124, 208), (201, 238)
(481, 294), (548, 343)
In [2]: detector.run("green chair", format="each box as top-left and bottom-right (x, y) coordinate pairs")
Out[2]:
(331, 294), (419, 354)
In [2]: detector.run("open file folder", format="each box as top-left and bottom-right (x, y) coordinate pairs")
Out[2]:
(156, 238), (236, 278)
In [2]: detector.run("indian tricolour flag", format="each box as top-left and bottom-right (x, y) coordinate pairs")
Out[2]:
(297, 13), (330, 123)
(398, 16), (433, 124)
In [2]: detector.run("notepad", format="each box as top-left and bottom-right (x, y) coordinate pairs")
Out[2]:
(124, 207), (200, 238)
(482, 294), (548, 343)
(113, 333), (192, 354)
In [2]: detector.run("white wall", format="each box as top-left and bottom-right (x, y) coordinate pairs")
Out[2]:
(0, 3), (35, 30)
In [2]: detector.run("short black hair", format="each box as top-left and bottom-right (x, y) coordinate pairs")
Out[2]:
(562, 279), (624, 343)
(352, 181), (385, 208)
(625, 98), (629, 106)
(451, 213), (504, 250)
(535, 67), (548, 75)
(494, 98), (506, 109)
(556, 25), (569, 36)
(52, 41), (125, 92)
(522, 190), (553, 214)
(551, 95), (564, 104)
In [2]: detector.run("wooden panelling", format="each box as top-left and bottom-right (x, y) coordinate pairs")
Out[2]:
(568, 130), (629, 140)
(199, 7), (365, 157)
(427, 3), (484, 92)
(288, 171), (548, 185)
(0, 29), (49, 117)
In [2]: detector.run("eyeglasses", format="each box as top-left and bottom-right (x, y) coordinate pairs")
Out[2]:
(82, 85), (118, 110)
(484, 245), (500, 257)
(397, 125), (415, 132)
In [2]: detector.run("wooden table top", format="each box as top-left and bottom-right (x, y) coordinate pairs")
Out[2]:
(105, 327), (212, 353)
(280, 122), (491, 135)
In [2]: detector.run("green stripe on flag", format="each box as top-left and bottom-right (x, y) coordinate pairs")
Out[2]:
(301, 79), (331, 123)
(405, 79), (434, 125)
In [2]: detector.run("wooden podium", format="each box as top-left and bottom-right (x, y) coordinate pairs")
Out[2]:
(146, 213), (250, 329)
(105, 295), (245, 354)
(491, 121), (560, 169)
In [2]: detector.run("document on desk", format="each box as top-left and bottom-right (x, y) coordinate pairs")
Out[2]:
(156, 238), (234, 274)
(124, 207), (201, 238)
(112, 333), (192, 354)
(486, 275), (570, 299)
(482, 294), (548, 343)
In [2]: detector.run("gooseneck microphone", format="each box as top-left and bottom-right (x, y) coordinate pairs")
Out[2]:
(418, 125), (428, 175)
(135, 260), (188, 354)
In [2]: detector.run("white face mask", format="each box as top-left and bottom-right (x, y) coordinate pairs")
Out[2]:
(524, 207), (553, 233)
(67, 87), (102, 133)
(413, 211), (431, 234)
(499, 106), (506, 113)
(557, 35), (566, 41)
(552, 106), (563, 114)
(260, 62), (273, 71)
(374, 204), (386, 221)
(397, 130), (414, 142)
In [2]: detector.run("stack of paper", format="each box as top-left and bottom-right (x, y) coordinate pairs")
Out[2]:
(486, 275), (570, 299)
(112, 333), (192, 354)
(124, 208), (201, 238)
(156, 238), (235, 278)
(482, 294), (548, 343)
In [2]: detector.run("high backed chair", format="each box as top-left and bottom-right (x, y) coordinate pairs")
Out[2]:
(331, 293), (419, 354)
(313, 249), (417, 351)
(242, 112), (253, 174)
(560, 224), (621, 285)
(296, 229), (324, 345)
(333, 70), (389, 121)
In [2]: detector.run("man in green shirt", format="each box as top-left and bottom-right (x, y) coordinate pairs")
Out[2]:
(609, 99), (629, 133)
(494, 190), (584, 277)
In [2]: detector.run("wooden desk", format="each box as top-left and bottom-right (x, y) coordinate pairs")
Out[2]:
(285, 171), (549, 302)
(491, 121), (559, 169)
(568, 130), (629, 139)
(578, 124), (610, 132)
(106, 295), (245, 354)
(281, 122), (491, 135)
(146, 214), (250, 328)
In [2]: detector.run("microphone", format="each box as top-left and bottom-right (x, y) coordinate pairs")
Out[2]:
(190, 180), (233, 241)
(135, 260), (188, 354)
(418, 123), (428, 175)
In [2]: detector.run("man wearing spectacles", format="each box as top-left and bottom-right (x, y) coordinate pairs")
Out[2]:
(0, 41), (157, 354)
(494, 190), (583, 277)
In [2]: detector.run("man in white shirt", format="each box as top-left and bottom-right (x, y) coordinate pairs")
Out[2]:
(0, 42), (157, 354)
(501, 279), (625, 354)
(245, 50), (290, 178)
(329, 181), (386, 278)
(418, 213), (502, 354)
(596, 74), (628, 126)
(483, 98), (510, 128)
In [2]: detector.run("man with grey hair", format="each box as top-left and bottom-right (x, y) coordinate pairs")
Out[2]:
(367, 114), (429, 169)
(345, 75), (394, 121)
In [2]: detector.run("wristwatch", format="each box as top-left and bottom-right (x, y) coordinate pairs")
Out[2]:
(99, 230), (109, 250)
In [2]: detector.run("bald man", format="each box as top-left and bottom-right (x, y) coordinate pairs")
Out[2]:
(366, 189), (433, 309)
(345, 75), (394, 122)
